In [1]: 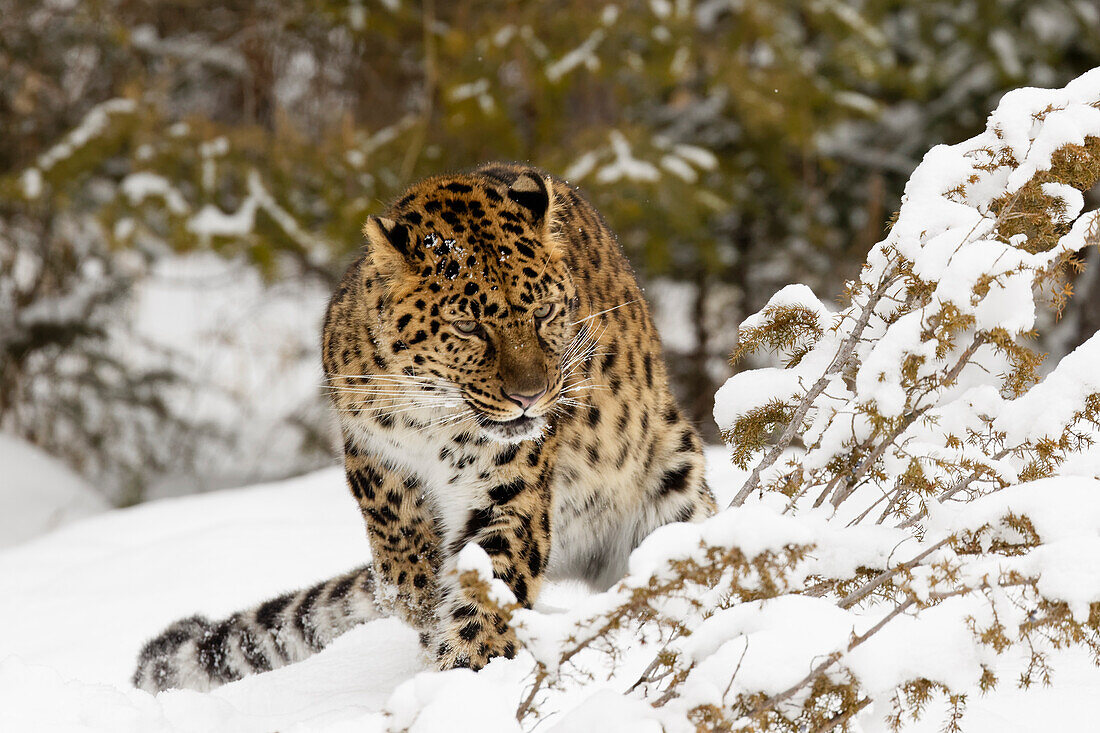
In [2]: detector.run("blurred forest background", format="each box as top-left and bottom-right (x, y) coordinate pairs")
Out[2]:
(3, 0), (1100, 506)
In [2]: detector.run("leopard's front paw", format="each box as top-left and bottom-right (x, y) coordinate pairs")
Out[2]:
(433, 613), (518, 670)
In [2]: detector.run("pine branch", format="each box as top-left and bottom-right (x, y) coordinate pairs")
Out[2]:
(730, 274), (897, 507)
(837, 539), (950, 609)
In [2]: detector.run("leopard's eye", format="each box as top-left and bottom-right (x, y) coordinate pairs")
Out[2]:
(533, 303), (554, 321)
(453, 320), (480, 335)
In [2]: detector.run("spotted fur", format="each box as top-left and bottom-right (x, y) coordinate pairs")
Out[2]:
(133, 163), (715, 692)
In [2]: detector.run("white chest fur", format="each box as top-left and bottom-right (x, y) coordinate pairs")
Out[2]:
(342, 410), (490, 549)
(343, 409), (659, 591)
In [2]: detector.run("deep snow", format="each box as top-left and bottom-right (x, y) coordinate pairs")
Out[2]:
(1, 448), (1097, 732)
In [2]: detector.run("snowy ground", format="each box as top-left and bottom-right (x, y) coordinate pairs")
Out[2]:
(0, 434), (107, 550)
(0, 447), (1097, 732)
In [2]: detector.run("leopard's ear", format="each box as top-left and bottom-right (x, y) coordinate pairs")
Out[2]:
(363, 216), (413, 274)
(507, 172), (553, 230)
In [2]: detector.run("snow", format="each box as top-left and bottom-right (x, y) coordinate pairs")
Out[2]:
(448, 78), (490, 102)
(1, 442), (1098, 732)
(0, 433), (106, 548)
(387, 667), (521, 733)
(714, 67), (1100, 509)
(35, 98), (137, 172)
(652, 472), (1100, 723)
(562, 151), (601, 182)
(645, 279), (698, 353)
(925, 475), (1100, 622)
(0, 467), (407, 732)
(660, 154), (698, 182)
(712, 367), (801, 434)
(186, 170), (331, 264)
(21, 167), (43, 199)
(454, 543), (517, 607)
(695, 68), (1100, 731)
(733, 283), (829, 339)
(545, 30), (605, 82)
(187, 201), (257, 238)
(671, 143), (718, 170)
(549, 690), (663, 733)
(0, 450), (728, 731)
(855, 311), (934, 417)
(687, 596), (848, 679)
(994, 330), (1100, 445)
(121, 172), (189, 215)
(1040, 181), (1084, 223)
(844, 597), (991, 694)
(595, 131), (661, 184)
(568, 135), (718, 187)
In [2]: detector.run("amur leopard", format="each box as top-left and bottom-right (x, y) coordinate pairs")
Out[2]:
(133, 163), (716, 693)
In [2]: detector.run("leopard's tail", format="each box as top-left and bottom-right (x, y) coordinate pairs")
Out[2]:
(133, 564), (384, 693)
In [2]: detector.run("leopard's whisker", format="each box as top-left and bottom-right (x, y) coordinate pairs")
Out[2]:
(433, 410), (478, 430)
(350, 399), (464, 415)
(562, 340), (603, 367)
(569, 299), (639, 326)
(336, 396), (464, 407)
(346, 405), (454, 417)
(330, 386), (453, 398)
(560, 322), (606, 372)
(561, 384), (609, 395)
(559, 375), (600, 389)
(324, 374), (441, 385)
(325, 370), (439, 379)
(365, 396), (464, 406)
(328, 388), (461, 399)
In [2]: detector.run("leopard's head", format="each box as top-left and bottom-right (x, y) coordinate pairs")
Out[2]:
(365, 169), (582, 443)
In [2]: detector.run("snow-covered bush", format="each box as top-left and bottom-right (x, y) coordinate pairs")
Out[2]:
(0, 201), (200, 505)
(386, 70), (1100, 733)
(0, 94), (339, 502)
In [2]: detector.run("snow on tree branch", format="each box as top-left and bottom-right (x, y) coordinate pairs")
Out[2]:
(720, 69), (1100, 517)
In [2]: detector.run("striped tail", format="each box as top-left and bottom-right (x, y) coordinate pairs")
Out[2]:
(133, 565), (384, 693)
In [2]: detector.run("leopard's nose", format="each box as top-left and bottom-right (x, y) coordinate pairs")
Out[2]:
(503, 387), (547, 411)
